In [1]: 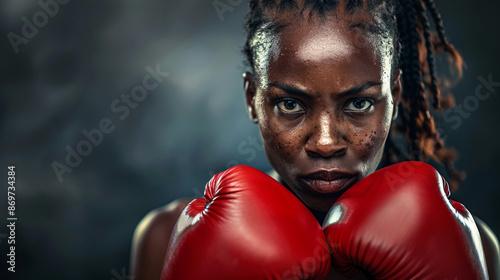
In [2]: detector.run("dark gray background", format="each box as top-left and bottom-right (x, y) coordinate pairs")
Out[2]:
(0, 0), (498, 279)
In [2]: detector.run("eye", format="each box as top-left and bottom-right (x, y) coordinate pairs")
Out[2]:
(345, 98), (374, 112)
(276, 99), (304, 114)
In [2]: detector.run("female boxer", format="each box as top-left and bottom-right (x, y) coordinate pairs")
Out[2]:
(131, 1), (499, 279)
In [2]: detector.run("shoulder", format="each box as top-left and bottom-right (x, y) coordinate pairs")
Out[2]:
(130, 198), (192, 280)
(473, 216), (500, 280)
(133, 199), (191, 240)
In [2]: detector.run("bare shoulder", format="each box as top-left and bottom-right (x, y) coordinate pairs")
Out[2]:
(473, 216), (500, 280)
(130, 198), (192, 280)
(134, 198), (192, 240)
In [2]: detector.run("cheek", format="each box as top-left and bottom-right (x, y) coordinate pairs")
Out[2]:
(259, 118), (302, 163)
(255, 95), (302, 165)
(347, 111), (392, 160)
(351, 129), (387, 156)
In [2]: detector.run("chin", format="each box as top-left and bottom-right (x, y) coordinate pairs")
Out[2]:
(295, 184), (349, 213)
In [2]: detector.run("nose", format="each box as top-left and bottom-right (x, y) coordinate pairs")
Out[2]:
(305, 113), (347, 158)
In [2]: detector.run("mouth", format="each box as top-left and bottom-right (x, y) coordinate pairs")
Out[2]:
(298, 170), (358, 194)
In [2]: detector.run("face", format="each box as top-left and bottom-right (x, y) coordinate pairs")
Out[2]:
(245, 10), (401, 212)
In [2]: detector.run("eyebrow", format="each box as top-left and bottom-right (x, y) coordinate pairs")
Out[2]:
(267, 81), (382, 98)
(268, 82), (310, 98)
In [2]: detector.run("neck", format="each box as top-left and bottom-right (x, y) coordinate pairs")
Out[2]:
(305, 205), (328, 225)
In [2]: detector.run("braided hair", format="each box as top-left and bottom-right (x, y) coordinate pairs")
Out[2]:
(242, 0), (465, 190)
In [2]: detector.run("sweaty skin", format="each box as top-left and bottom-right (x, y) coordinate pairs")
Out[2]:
(131, 6), (500, 280)
(245, 11), (400, 213)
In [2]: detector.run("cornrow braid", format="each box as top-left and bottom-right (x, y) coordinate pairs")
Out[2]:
(415, 0), (440, 109)
(423, 0), (464, 97)
(303, 0), (339, 16)
(278, 0), (298, 11)
(397, 0), (427, 161)
(391, 0), (465, 190)
(346, 0), (363, 12)
(243, 0), (465, 190)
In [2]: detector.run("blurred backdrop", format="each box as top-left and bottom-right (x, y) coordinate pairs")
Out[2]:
(0, 0), (499, 279)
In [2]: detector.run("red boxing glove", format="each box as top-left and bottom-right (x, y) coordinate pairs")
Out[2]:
(161, 165), (331, 280)
(323, 161), (488, 280)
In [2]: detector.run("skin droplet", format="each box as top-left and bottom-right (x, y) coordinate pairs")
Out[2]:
(247, 7), (398, 212)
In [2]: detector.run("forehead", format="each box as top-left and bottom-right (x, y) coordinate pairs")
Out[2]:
(252, 11), (393, 89)
(276, 13), (381, 64)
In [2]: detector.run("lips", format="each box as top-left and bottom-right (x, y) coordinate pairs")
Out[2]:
(299, 170), (357, 194)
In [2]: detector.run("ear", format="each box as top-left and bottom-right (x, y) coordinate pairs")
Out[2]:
(391, 69), (402, 120)
(243, 72), (258, 123)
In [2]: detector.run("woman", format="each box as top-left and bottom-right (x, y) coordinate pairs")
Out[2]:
(131, 0), (499, 279)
